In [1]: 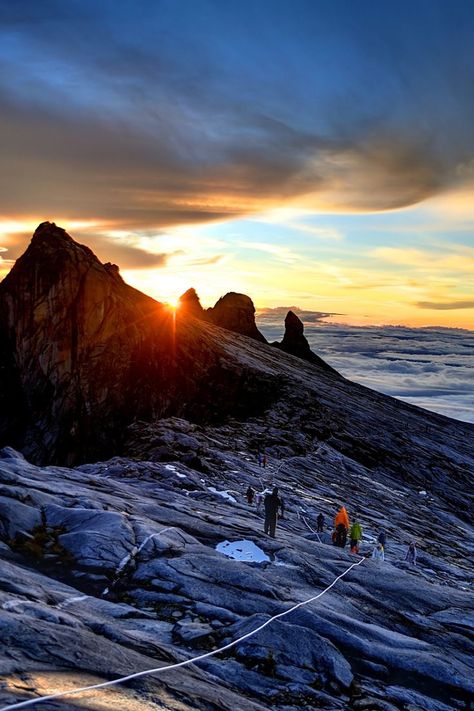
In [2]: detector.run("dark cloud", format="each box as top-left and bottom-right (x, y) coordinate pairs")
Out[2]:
(416, 300), (474, 311)
(0, 1), (473, 225)
(257, 306), (339, 327)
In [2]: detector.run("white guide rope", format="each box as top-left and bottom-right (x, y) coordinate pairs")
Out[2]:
(0, 556), (365, 710)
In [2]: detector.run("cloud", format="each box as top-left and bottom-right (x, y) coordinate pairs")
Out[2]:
(187, 255), (225, 266)
(257, 319), (474, 423)
(238, 242), (301, 263)
(1, 2), (474, 230)
(416, 300), (474, 311)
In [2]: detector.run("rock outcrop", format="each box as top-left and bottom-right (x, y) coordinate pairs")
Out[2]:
(277, 310), (336, 371)
(178, 287), (206, 319)
(207, 292), (267, 343)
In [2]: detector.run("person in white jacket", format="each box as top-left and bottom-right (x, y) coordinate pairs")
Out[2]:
(372, 542), (385, 562)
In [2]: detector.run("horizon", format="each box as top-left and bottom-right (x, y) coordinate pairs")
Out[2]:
(0, 0), (473, 329)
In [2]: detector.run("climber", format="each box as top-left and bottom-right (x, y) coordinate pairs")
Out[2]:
(349, 516), (363, 554)
(405, 541), (417, 565)
(316, 512), (325, 533)
(264, 486), (284, 538)
(372, 542), (385, 562)
(378, 529), (387, 549)
(246, 485), (255, 505)
(262, 451), (267, 468)
(334, 505), (350, 547)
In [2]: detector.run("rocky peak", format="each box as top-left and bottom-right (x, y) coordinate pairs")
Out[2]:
(207, 292), (267, 343)
(178, 288), (206, 319)
(278, 310), (335, 372)
(0, 224), (280, 464)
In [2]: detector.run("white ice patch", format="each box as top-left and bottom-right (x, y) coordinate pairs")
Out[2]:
(419, 490), (427, 496)
(216, 539), (270, 563)
(207, 487), (237, 503)
(165, 464), (186, 478)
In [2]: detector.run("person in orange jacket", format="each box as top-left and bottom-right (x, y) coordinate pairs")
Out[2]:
(334, 505), (350, 548)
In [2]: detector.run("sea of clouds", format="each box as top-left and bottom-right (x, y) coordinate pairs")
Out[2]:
(257, 308), (474, 424)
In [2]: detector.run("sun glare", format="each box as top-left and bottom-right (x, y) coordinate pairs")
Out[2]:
(166, 299), (180, 311)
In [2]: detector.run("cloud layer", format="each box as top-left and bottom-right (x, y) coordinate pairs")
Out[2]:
(258, 310), (474, 424)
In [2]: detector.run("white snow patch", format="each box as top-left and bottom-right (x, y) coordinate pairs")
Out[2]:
(164, 464), (186, 478)
(216, 539), (270, 563)
(274, 557), (296, 568)
(207, 487), (237, 503)
(419, 490), (427, 496)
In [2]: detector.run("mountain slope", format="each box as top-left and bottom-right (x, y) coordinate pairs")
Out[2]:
(0, 222), (473, 710)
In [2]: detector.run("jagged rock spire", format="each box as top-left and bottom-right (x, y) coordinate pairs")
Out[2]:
(178, 288), (206, 318)
(278, 310), (336, 372)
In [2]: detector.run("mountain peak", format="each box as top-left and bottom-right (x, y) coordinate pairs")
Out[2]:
(207, 292), (267, 343)
(178, 288), (206, 318)
(278, 310), (336, 372)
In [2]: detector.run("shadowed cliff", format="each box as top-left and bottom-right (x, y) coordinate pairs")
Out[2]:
(0, 223), (282, 464)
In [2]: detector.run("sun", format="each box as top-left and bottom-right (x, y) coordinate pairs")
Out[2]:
(166, 298), (180, 312)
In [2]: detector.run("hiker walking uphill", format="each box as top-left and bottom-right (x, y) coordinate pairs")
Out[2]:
(264, 486), (284, 538)
(334, 505), (350, 548)
(349, 517), (363, 554)
(246, 485), (255, 505)
(405, 541), (417, 565)
(378, 530), (387, 549)
(316, 513), (325, 533)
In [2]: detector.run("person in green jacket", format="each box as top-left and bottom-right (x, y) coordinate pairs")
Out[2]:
(349, 517), (363, 554)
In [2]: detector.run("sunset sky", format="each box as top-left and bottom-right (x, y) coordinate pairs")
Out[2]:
(0, 0), (473, 327)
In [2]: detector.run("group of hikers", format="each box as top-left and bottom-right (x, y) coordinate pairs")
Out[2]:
(322, 505), (417, 563)
(245, 486), (417, 563)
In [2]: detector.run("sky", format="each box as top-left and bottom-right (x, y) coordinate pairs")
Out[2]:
(0, 0), (473, 328)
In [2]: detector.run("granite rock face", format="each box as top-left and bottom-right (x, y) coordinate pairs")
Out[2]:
(0, 413), (472, 710)
(0, 224), (279, 464)
(207, 292), (267, 343)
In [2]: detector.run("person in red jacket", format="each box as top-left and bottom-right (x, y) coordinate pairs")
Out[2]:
(334, 505), (350, 548)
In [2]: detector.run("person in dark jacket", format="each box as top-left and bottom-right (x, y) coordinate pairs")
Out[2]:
(264, 486), (284, 538)
(378, 530), (387, 548)
(335, 522), (348, 548)
(316, 513), (325, 533)
(405, 541), (417, 565)
(246, 485), (255, 504)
